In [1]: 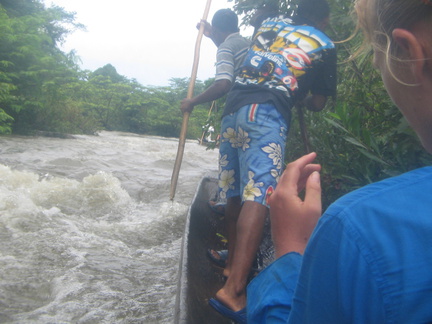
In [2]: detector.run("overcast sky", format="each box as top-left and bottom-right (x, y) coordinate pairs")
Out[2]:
(43, 0), (253, 87)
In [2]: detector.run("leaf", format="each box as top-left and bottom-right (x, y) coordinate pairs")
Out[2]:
(327, 112), (341, 120)
(357, 148), (389, 166)
(343, 136), (367, 149)
(324, 117), (349, 133)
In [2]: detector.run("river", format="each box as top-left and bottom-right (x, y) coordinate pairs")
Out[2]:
(0, 131), (219, 323)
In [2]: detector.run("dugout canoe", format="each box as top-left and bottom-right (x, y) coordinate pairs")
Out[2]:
(174, 176), (274, 323)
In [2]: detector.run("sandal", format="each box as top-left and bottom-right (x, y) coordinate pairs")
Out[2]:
(207, 249), (261, 275)
(208, 200), (226, 215)
(206, 249), (228, 268)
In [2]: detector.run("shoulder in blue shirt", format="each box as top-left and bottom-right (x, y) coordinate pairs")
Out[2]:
(248, 167), (432, 323)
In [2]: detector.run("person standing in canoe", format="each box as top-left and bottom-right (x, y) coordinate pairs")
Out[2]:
(207, 0), (337, 322)
(180, 8), (250, 218)
(205, 3), (282, 268)
(180, 8), (250, 115)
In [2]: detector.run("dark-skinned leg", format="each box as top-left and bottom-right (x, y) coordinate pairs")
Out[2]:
(216, 201), (268, 311)
(223, 196), (242, 277)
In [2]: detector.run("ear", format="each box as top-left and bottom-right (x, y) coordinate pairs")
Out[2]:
(392, 28), (427, 82)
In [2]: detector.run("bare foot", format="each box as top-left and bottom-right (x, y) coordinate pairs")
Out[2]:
(215, 287), (246, 312)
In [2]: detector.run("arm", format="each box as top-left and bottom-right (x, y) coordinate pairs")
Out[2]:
(301, 47), (337, 112)
(248, 153), (385, 323)
(269, 152), (322, 257)
(247, 252), (303, 323)
(196, 20), (219, 46)
(181, 39), (236, 113)
(180, 79), (231, 113)
(303, 94), (328, 112)
(287, 216), (386, 323)
(249, 219), (386, 324)
(247, 153), (322, 323)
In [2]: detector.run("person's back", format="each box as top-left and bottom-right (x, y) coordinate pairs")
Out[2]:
(214, 32), (249, 83)
(224, 14), (337, 123)
(289, 166), (432, 323)
(211, 8), (250, 85)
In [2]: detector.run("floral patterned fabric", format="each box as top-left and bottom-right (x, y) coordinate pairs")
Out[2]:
(218, 103), (288, 207)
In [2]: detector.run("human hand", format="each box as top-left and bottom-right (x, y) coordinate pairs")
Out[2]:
(180, 98), (194, 113)
(196, 20), (212, 38)
(268, 152), (322, 257)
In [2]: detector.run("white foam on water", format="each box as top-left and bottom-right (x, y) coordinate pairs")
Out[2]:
(0, 132), (219, 323)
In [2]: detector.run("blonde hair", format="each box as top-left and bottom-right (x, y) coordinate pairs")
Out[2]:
(355, 0), (432, 53)
(354, 0), (432, 85)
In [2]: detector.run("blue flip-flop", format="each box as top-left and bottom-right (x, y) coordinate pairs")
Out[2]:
(209, 298), (247, 324)
(206, 249), (228, 268)
(206, 249), (261, 275)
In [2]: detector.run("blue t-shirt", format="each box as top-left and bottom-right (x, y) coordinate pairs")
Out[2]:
(248, 166), (432, 323)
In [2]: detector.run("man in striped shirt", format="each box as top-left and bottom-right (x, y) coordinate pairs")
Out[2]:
(180, 9), (250, 113)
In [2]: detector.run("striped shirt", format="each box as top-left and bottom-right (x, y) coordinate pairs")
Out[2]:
(214, 32), (250, 82)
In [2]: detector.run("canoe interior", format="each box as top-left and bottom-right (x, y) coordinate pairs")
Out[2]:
(175, 176), (274, 323)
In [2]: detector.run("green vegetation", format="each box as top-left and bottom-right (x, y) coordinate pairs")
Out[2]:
(1, 0), (431, 207)
(0, 0), (213, 138)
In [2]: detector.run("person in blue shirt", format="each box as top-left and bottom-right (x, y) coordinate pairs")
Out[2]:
(247, 0), (432, 322)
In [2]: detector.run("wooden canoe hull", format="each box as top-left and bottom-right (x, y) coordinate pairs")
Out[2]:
(174, 177), (274, 323)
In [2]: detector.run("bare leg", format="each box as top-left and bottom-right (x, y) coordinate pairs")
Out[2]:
(223, 196), (242, 277)
(216, 201), (268, 311)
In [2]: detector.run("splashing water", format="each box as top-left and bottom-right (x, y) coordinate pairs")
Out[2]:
(0, 131), (218, 323)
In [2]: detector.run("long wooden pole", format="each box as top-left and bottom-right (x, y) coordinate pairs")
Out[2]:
(170, 0), (212, 200)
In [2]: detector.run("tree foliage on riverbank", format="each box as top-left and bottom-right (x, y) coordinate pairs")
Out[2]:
(1, 0), (431, 207)
(0, 0), (213, 138)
